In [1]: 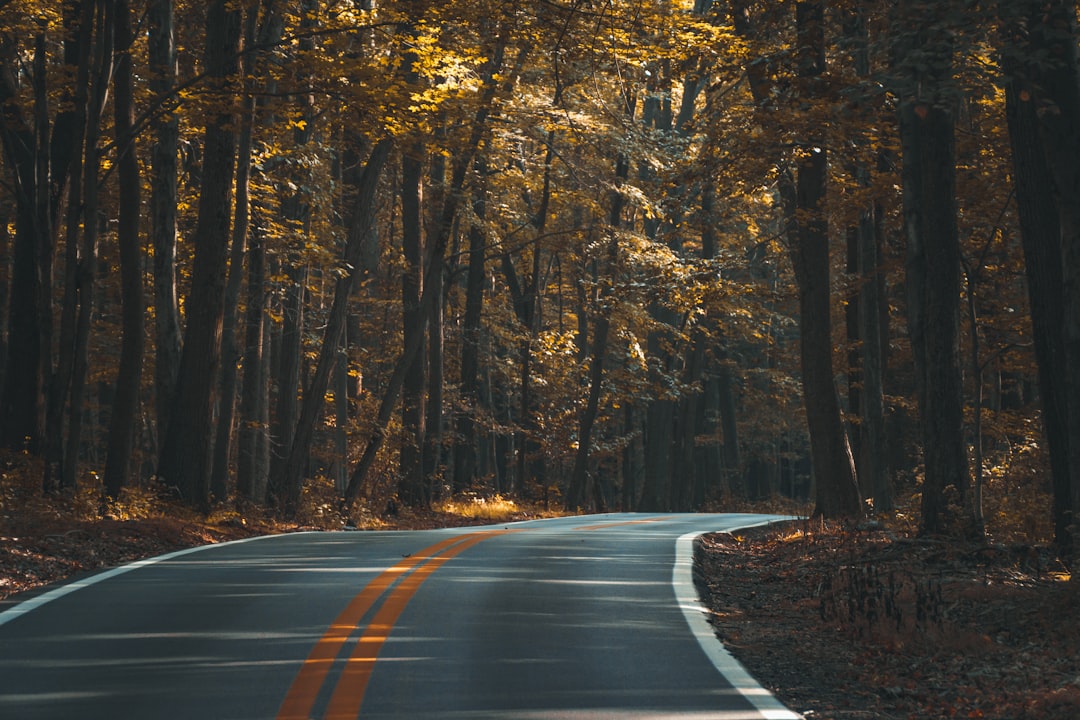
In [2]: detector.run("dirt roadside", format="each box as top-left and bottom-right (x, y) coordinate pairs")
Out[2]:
(696, 522), (1080, 719)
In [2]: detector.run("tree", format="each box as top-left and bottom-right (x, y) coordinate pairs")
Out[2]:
(156, 0), (242, 510)
(892, 0), (975, 538)
(789, 1), (862, 519)
(103, 0), (146, 500)
(999, 0), (1080, 553)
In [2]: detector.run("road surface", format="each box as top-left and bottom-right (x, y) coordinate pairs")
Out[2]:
(0, 513), (801, 719)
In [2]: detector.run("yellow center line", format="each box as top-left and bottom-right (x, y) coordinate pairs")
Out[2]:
(323, 529), (516, 719)
(276, 533), (481, 720)
(572, 515), (677, 531)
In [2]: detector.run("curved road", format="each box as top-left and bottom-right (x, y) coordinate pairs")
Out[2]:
(0, 513), (801, 719)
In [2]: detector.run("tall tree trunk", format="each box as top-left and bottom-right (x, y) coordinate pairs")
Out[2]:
(400, 145), (428, 507)
(149, 0), (183, 446)
(156, 0), (241, 510)
(453, 158), (488, 493)
(210, 5), (261, 504)
(103, 0), (145, 500)
(859, 198), (888, 511)
(268, 262), (306, 506)
(843, 7), (889, 511)
(0, 38), (50, 455)
(1000, 0), (1080, 553)
(0, 217), (9, 395)
(44, 4), (95, 491)
(791, 1), (862, 518)
(894, 2), (972, 537)
(64, 2), (114, 492)
(423, 248), (445, 499)
(237, 224), (270, 502)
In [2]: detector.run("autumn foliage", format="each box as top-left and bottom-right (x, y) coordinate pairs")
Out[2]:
(0, 1), (1075, 555)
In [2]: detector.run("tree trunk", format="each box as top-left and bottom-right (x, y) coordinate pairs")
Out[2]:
(209, 5), (262, 504)
(1000, 0), (1080, 552)
(156, 0), (241, 510)
(148, 0), (183, 446)
(791, 1), (862, 518)
(453, 158), (488, 494)
(237, 224), (270, 503)
(423, 249), (445, 499)
(0, 43), (49, 455)
(64, 2), (114, 493)
(268, 262), (306, 506)
(894, 4), (972, 536)
(400, 146), (428, 507)
(859, 199), (889, 510)
(43, 5), (94, 491)
(103, 0), (145, 500)
(0, 217), (9, 396)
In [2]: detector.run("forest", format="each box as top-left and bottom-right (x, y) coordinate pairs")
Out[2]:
(1, 0), (1078, 554)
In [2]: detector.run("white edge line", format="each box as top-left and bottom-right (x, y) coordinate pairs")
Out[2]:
(674, 522), (804, 720)
(0, 531), (301, 628)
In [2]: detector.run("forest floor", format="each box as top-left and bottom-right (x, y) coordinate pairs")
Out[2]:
(3, 469), (1078, 719)
(698, 521), (1080, 719)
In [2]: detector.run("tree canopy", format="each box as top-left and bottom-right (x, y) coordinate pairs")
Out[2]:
(0, 0), (1075, 551)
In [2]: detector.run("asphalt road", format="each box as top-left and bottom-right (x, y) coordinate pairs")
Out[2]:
(0, 513), (801, 719)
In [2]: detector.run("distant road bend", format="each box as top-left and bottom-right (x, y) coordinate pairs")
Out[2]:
(0, 513), (803, 719)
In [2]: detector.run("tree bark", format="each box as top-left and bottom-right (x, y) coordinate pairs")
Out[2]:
(1000, 0), (1079, 552)
(400, 145), (428, 507)
(148, 0), (183, 446)
(268, 262), (306, 506)
(791, 1), (862, 518)
(237, 224), (270, 502)
(894, 2), (972, 536)
(156, 0), (241, 510)
(43, 5), (95, 491)
(64, 2), (114, 493)
(452, 158), (488, 494)
(103, 0), (146, 500)
(210, 4), (264, 503)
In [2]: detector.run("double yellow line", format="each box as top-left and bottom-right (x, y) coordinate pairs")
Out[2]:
(276, 529), (516, 720)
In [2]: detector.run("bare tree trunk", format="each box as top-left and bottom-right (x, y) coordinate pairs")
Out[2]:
(893, 1), (973, 537)
(44, 5), (94, 491)
(237, 222), (270, 503)
(0, 218), (9, 395)
(157, 0), (241, 510)
(103, 0), (145, 500)
(423, 250), (445, 498)
(268, 263), (306, 506)
(65, 3), (114, 492)
(400, 146), (428, 507)
(791, 1), (861, 518)
(453, 159), (488, 494)
(149, 0), (183, 446)
(1000, 0), (1080, 553)
(859, 199), (888, 511)
(209, 5), (262, 504)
